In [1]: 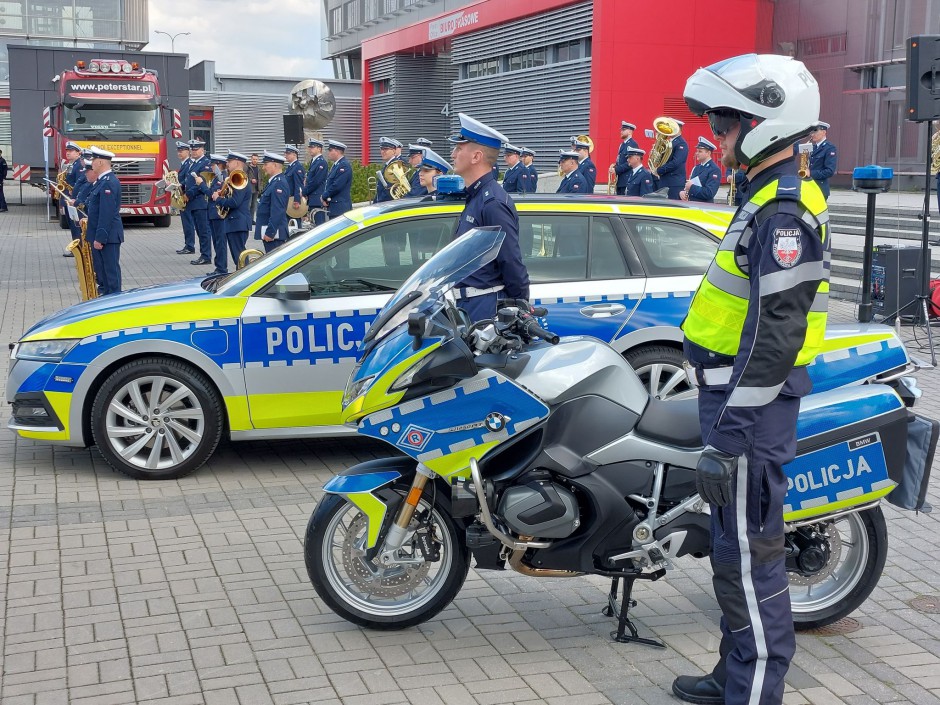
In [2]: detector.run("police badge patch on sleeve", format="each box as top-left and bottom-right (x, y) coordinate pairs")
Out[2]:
(773, 228), (802, 268)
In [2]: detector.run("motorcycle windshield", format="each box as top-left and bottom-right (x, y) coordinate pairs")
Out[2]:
(363, 226), (505, 346)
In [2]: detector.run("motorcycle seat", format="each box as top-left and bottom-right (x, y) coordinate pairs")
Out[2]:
(635, 396), (702, 448)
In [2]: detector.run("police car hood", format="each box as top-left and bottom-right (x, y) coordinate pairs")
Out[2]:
(21, 278), (246, 342)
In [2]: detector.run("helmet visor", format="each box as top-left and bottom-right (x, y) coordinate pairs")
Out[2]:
(707, 109), (741, 138)
(705, 54), (786, 109)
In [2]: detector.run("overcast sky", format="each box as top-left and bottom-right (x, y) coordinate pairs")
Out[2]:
(145, 0), (335, 79)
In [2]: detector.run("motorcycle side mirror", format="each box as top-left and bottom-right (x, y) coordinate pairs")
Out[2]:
(408, 311), (427, 350)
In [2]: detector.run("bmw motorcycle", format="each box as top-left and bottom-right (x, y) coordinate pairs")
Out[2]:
(304, 227), (932, 640)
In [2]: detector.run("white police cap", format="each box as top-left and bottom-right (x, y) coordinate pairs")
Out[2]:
(625, 146), (646, 157)
(378, 136), (402, 148)
(696, 136), (717, 151)
(326, 139), (347, 151)
(209, 153), (227, 164)
(65, 141), (82, 152)
(520, 147), (535, 157)
(571, 136), (591, 149)
(407, 144), (426, 155)
(503, 144), (522, 155)
(419, 148), (450, 174)
(262, 150), (286, 164)
(284, 144), (299, 154)
(307, 138), (324, 148)
(227, 151), (248, 162)
(415, 137), (433, 147)
(621, 121), (636, 130)
(89, 146), (115, 159)
(814, 121), (830, 131)
(448, 113), (507, 150)
(558, 150), (580, 162)
(176, 141), (191, 150)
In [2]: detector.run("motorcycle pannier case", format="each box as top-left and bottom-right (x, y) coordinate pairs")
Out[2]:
(784, 385), (909, 522)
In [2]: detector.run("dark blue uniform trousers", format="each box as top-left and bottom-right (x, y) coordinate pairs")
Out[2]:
(698, 386), (798, 705)
(210, 219), (228, 273)
(192, 208), (211, 259)
(457, 293), (498, 323)
(226, 231), (248, 265)
(92, 244), (122, 295)
(180, 209), (196, 250)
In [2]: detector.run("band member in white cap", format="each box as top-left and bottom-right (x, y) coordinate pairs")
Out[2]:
(681, 137), (722, 202)
(84, 147), (124, 295)
(254, 151), (290, 252)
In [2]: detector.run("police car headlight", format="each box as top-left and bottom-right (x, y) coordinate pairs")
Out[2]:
(14, 339), (80, 362)
(342, 374), (376, 409)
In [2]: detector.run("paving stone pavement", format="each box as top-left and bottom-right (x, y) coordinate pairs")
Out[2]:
(0, 190), (939, 704)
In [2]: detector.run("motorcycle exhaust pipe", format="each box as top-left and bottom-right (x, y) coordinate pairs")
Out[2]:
(508, 542), (583, 578)
(469, 458), (551, 551)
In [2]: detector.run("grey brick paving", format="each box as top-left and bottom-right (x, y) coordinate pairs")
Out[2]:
(1, 190), (939, 703)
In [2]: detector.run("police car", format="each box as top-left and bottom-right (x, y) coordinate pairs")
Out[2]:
(1, 195), (807, 479)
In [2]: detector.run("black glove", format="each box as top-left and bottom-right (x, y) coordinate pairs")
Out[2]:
(696, 445), (738, 507)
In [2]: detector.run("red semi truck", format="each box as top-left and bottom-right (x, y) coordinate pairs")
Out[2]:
(44, 57), (182, 228)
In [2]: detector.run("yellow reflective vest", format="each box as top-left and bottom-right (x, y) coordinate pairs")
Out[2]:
(682, 176), (829, 366)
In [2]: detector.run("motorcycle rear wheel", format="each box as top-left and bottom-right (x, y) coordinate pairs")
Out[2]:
(788, 506), (887, 631)
(304, 493), (470, 630)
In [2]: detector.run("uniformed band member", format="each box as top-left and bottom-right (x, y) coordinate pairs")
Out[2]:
(654, 124), (689, 199)
(175, 141), (195, 255)
(205, 154), (229, 275)
(83, 147), (124, 295)
(71, 156), (96, 217)
(408, 148), (452, 263)
(304, 138), (329, 226)
(213, 151), (252, 268)
(572, 136), (597, 192)
(501, 145), (525, 193)
(63, 141), (85, 256)
(415, 137), (433, 148)
(556, 151), (589, 193)
(184, 138), (213, 265)
(520, 148), (538, 193)
(284, 144), (304, 205)
(806, 121), (837, 199)
(254, 151), (290, 252)
(449, 113), (529, 321)
(624, 147), (655, 197)
(321, 140), (353, 219)
(407, 144), (428, 197)
(729, 167), (748, 207)
(675, 53), (831, 705)
(611, 121), (639, 195)
(374, 136), (403, 203)
(681, 137), (722, 202)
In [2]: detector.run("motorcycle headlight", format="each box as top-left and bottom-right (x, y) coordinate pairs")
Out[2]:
(389, 357), (432, 392)
(342, 374), (376, 410)
(14, 339), (80, 362)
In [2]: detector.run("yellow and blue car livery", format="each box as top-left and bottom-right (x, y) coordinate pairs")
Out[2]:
(6, 196), (916, 479)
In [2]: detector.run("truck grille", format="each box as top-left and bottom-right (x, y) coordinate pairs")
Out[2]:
(112, 159), (157, 176)
(121, 184), (153, 206)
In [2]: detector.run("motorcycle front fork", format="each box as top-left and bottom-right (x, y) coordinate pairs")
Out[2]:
(377, 463), (435, 566)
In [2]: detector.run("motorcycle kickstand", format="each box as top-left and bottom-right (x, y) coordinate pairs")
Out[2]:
(603, 577), (665, 649)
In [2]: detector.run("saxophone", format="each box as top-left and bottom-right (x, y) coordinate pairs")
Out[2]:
(798, 141), (813, 178)
(648, 117), (680, 178)
(931, 125), (940, 174)
(67, 218), (98, 301)
(727, 169), (736, 206)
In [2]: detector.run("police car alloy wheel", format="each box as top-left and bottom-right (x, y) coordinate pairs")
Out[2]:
(624, 345), (696, 401)
(90, 358), (224, 480)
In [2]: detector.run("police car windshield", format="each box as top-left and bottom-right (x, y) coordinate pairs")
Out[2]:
(365, 226), (505, 345)
(215, 216), (354, 295)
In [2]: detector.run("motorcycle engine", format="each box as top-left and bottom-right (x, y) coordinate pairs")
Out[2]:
(497, 474), (580, 539)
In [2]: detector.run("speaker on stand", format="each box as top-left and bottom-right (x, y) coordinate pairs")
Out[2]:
(283, 114), (305, 145)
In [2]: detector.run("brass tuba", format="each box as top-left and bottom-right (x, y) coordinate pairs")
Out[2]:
(162, 168), (188, 209)
(648, 117), (681, 178)
(216, 169), (248, 218)
(67, 219), (98, 301)
(383, 160), (412, 199)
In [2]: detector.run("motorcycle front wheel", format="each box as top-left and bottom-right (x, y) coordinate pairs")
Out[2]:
(788, 506), (888, 631)
(304, 493), (470, 630)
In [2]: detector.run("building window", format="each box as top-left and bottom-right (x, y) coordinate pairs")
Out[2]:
(345, 0), (360, 29)
(798, 33), (846, 57)
(373, 78), (391, 94)
(333, 54), (361, 80)
(507, 47), (547, 72)
(466, 57), (500, 79)
(329, 6), (343, 33)
(364, 0), (378, 21)
(556, 40), (582, 63)
(382, 0), (399, 13)
(189, 111), (212, 153)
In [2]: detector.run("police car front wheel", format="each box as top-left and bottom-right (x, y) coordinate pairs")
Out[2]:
(90, 357), (224, 480)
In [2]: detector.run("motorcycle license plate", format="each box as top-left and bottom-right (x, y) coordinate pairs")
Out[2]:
(783, 432), (894, 520)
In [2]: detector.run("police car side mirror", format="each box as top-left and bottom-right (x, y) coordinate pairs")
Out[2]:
(271, 273), (311, 301)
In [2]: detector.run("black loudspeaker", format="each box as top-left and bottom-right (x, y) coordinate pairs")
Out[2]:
(870, 245), (929, 322)
(906, 35), (940, 122)
(283, 114), (304, 144)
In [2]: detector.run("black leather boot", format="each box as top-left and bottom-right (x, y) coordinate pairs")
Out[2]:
(672, 674), (725, 704)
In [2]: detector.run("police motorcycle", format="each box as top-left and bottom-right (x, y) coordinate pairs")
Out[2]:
(304, 226), (933, 639)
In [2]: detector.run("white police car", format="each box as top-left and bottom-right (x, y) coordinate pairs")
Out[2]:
(7, 196), (910, 479)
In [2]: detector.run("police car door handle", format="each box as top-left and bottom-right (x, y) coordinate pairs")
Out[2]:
(579, 303), (627, 318)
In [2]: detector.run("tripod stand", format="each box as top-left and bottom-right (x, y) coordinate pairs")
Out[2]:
(913, 119), (937, 366)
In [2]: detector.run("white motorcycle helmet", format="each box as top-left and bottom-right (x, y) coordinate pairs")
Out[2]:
(683, 53), (820, 167)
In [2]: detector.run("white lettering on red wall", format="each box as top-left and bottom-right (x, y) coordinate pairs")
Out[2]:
(428, 10), (480, 40)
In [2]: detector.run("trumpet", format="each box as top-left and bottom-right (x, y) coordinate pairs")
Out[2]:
(797, 142), (813, 179)
(216, 169), (248, 218)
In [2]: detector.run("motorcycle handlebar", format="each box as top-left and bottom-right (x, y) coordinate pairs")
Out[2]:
(522, 318), (559, 345)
